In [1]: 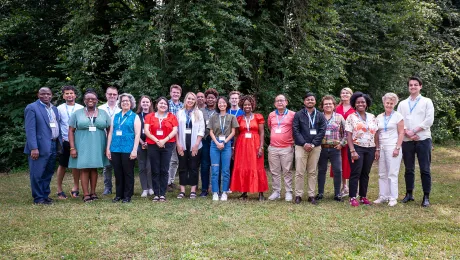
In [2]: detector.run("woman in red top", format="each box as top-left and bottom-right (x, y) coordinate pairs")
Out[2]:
(144, 97), (178, 202)
(230, 95), (268, 201)
(332, 87), (355, 197)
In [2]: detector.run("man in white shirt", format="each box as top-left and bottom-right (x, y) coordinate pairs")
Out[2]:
(98, 86), (121, 195)
(56, 86), (84, 199)
(397, 76), (434, 207)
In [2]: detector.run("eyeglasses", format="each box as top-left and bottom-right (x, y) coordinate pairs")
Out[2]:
(121, 100), (130, 103)
(107, 93), (118, 96)
(275, 100), (286, 103)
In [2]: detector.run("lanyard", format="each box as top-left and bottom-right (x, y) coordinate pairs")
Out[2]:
(141, 112), (145, 123)
(229, 108), (240, 116)
(40, 101), (55, 122)
(156, 112), (166, 129)
(356, 112), (369, 131)
(219, 114), (227, 134)
(185, 109), (193, 126)
(304, 108), (317, 128)
(106, 104), (116, 117)
(244, 113), (253, 132)
(408, 96), (421, 114)
(383, 111), (394, 132)
(65, 104), (75, 118)
(117, 111), (132, 129)
(86, 107), (96, 126)
(275, 109), (288, 128)
(326, 112), (335, 127)
(206, 108), (215, 119)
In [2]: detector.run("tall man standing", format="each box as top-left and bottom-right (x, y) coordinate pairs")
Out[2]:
(24, 87), (62, 204)
(267, 95), (296, 202)
(167, 84), (184, 191)
(397, 76), (434, 207)
(99, 86), (121, 195)
(56, 86), (84, 199)
(292, 92), (327, 205)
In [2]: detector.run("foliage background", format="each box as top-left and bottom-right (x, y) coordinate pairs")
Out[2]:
(1, 0), (459, 171)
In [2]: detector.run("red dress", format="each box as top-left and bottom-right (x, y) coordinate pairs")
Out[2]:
(230, 113), (268, 193)
(331, 104), (355, 179)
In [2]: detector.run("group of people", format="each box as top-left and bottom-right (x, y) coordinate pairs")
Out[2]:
(24, 76), (434, 207)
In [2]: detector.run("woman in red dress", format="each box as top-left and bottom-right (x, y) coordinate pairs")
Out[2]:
(230, 95), (268, 201)
(332, 87), (355, 197)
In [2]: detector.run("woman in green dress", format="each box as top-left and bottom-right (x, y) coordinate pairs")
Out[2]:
(68, 90), (111, 202)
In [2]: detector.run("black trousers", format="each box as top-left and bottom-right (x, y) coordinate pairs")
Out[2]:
(178, 149), (201, 186)
(348, 145), (375, 198)
(148, 143), (174, 196)
(111, 152), (135, 199)
(402, 139), (432, 193)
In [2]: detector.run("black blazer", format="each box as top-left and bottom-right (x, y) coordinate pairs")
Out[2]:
(292, 108), (327, 147)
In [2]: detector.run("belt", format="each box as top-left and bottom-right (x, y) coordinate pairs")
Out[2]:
(321, 144), (337, 148)
(51, 138), (58, 142)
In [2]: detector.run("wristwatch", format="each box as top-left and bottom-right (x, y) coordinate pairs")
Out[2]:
(311, 144), (315, 148)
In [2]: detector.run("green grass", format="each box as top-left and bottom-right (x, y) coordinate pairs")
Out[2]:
(1, 146), (460, 259)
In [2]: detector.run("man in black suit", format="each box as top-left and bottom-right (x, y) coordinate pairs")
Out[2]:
(24, 87), (62, 205)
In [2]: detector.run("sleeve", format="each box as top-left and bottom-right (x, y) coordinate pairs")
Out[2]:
(24, 105), (38, 150)
(103, 110), (111, 127)
(197, 111), (205, 136)
(256, 113), (265, 125)
(395, 112), (404, 124)
(339, 114), (347, 145)
(231, 115), (239, 128)
(207, 114), (215, 130)
(267, 112), (273, 130)
(312, 112), (327, 146)
(419, 98), (434, 130)
(69, 110), (77, 128)
(292, 112), (306, 146)
(170, 113), (179, 127)
(345, 115), (354, 133)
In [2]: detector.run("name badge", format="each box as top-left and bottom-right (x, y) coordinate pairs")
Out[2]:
(89, 126), (96, 132)
(275, 128), (282, 134)
(218, 135), (226, 141)
(406, 115), (412, 120)
(156, 130), (164, 136)
(116, 130), (122, 136)
(185, 128), (192, 134)
(245, 132), (252, 138)
(206, 120), (209, 125)
(380, 131), (389, 139)
(310, 129), (317, 135)
(325, 130), (331, 135)
(142, 129), (144, 134)
(50, 122), (56, 128)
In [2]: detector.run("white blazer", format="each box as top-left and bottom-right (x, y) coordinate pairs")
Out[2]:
(176, 109), (205, 150)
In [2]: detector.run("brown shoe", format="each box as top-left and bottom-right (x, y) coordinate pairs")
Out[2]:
(308, 196), (317, 205)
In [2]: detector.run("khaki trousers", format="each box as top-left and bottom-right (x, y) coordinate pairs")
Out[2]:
(295, 145), (321, 197)
(268, 146), (294, 193)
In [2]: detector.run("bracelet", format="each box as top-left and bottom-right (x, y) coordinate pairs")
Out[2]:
(376, 148), (381, 151)
(70, 148), (75, 151)
(350, 149), (355, 153)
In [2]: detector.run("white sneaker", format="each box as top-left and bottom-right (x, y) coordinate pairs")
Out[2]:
(373, 197), (387, 204)
(285, 191), (293, 202)
(221, 192), (228, 201)
(388, 199), (397, 207)
(268, 191), (280, 201)
(227, 189), (232, 194)
(148, 189), (154, 196)
(340, 186), (349, 198)
(212, 192), (219, 201)
(141, 190), (148, 198)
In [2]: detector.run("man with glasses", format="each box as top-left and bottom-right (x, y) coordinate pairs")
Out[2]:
(267, 95), (296, 201)
(99, 86), (121, 195)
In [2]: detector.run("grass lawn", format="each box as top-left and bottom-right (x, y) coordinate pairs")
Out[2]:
(1, 145), (459, 259)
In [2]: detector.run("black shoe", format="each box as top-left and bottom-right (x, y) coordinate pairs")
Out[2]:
(402, 193), (415, 203)
(239, 192), (248, 200)
(112, 197), (122, 203)
(34, 200), (52, 205)
(167, 184), (173, 192)
(258, 193), (265, 201)
(199, 191), (208, 197)
(333, 195), (342, 202)
(421, 195), (430, 207)
(45, 197), (54, 203)
(308, 196), (318, 205)
(295, 196), (302, 204)
(315, 193), (324, 200)
(122, 197), (132, 203)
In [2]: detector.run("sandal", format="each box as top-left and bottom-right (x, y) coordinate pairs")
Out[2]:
(83, 195), (92, 203)
(159, 196), (166, 202)
(70, 190), (79, 198)
(152, 196), (159, 202)
(90, 194), (99, 200)
(56, 191), (68, 199)
(177, 192), (185, 199)
(190, 192), (197, 199)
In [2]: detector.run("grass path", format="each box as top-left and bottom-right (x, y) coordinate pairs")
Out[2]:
(1, 146), (459, 259)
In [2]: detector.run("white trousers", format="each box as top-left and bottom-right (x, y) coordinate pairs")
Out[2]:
(378, 144), (402, 200)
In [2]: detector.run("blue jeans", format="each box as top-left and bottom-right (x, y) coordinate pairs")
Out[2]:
(402, 139), (432, 193)
(200, 136), (211, 191)
(210, 141), (232, 193)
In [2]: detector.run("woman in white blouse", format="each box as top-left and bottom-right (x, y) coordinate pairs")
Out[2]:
(374, 93), (404, 206)
(175, 92), (205, 199)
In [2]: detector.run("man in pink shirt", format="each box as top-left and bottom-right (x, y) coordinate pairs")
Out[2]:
(267, 94), (296, 201)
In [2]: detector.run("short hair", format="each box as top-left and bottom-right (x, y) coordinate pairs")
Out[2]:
(274, 94), (288, 102)
(118, 93), (136, 110)
(239, 95), (256, 111)
(106, 86), (118, 93)
(84, 89), (98, 99)
(228, 90), (241, 98)
(204, 88), (218, 98)
(170, 84), (182, 93)
(319, 95), (337, 110)
(382, 93), (399, 104)
(350, 91), (372, 109)
(61, 85), (77, 94)
(407, 76), (423, 86)
(155, 96), (169, 112)
(303, 92), (316, 100)
(136, 95), (154, 113)
(215, 96), (231, 113)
